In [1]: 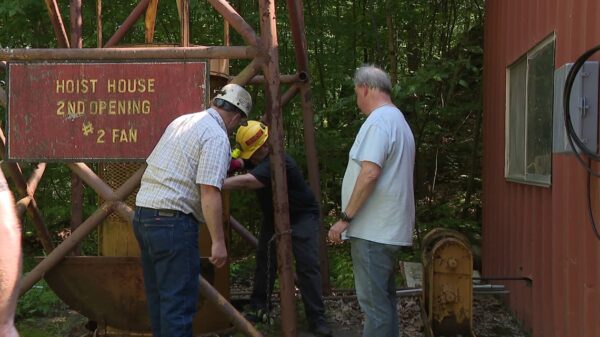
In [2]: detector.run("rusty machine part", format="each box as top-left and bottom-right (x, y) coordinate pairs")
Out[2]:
(421, 228), (476, 337)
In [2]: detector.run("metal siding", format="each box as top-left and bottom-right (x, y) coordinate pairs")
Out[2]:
(484, 0), (600, 336)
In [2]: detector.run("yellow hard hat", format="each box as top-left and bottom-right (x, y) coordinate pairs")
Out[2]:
(236, 121), (268, 159)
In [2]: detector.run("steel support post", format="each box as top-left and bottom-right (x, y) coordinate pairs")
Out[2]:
(258, 0), (297, 335)
(70, 0), (84, 255)
(286, 0), (330, 293)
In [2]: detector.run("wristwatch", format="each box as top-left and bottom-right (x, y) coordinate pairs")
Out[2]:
(340, 211), (353, 222)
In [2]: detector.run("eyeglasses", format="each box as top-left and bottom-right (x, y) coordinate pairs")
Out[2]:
(239, 113), (248, 126)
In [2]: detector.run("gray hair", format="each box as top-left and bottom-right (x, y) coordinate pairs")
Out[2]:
(353, 65), (392, 95)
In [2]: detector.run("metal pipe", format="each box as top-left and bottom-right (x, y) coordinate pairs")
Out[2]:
(67, 163), (141, 222)
(14, 163), (47, 218)
(0, 46), (257, 61)
(207, 0), (259, 46)
(230, 58), (262, 86)
(178, 0), (190, 47)
(104, 0), (151, 47)
(0, 128), (54, 253)
(281, 84), (300, 106)
(25, 163), (46, 198)
(145, 0), (159, 43)
(15, 196), (31, 218)
(198, 276), (263, 337)
(70, 0), (83, 48)
(19, 202), (115, 296)
(0, 158), (54, 253)
(96, 0), (103, 47)
(19, 166), (143, 295)
(68, 163), (115, 200)
(230, 216), (258, 248)
(113, 201), (134, 224)
(68, 0), (85, 252)
(112, 164), (145, 201)
(244, 73), (302, 85)
(70, 0), (84, 255)
(321, 285), (509, 299)
(43, 0), (70, 48)
(258, 0), (297, 335)
(0, 87), (6, 108)
(286, 0), (330, 293)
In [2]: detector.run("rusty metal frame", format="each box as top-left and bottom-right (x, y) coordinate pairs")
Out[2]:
(0, 0), (326, 335)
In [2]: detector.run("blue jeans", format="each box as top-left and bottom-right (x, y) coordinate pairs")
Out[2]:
(133, 207), (201, 337)
(350, 237), (401, 337)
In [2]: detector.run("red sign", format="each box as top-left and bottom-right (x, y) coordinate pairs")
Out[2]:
(7, 60), (209, 161)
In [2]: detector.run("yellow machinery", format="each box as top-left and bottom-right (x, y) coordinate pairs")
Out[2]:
(421, 228), (476, 337)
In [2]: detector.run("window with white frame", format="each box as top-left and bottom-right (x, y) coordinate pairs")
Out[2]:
(505, 35), (555, 186)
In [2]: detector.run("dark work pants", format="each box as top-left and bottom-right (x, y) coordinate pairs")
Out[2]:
(250, 212), (327, 327)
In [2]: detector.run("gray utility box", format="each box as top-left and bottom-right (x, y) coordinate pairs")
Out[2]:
(553, 61), (599, 154)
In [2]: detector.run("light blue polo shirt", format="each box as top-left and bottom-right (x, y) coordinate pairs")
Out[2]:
(341, 105), (415, 246)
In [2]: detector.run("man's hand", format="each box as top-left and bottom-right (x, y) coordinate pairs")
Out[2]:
(209, 240), (228, 268)
(328, 220), (350, 244)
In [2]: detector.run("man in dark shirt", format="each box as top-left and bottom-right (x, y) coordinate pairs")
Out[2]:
(223, 121), (332, 337)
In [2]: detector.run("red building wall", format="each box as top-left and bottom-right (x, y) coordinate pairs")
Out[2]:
(484, 1), (600, 336)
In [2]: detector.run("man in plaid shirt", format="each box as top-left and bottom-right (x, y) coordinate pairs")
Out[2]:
(134, 84), (252, 337)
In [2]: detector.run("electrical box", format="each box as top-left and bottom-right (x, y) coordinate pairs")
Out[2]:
(553, 62), (599, 154)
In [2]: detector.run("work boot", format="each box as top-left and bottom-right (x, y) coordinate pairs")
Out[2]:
(243, 305), (273, 325)
(309, 322), (333, 337)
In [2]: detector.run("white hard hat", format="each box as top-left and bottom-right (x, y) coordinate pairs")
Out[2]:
(214, 84), (252, 117)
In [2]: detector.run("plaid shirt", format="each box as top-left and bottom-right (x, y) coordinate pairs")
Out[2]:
(136, 108), (230, 222)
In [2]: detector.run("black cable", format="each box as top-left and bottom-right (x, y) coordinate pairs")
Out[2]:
(563, 43), (600, 239)
(586, 158), (600, 240)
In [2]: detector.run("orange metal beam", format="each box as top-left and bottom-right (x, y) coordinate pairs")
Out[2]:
(43, 0), (70, 48)
(104, 0), (151, 47)
(145, 0), (159, 43)
(0, 46), (257, 61)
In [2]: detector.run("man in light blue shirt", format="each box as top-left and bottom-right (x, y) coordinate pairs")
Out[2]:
(329, 65), (415, 337)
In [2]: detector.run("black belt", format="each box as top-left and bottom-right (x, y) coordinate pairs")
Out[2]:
(136, 206), (193, 219)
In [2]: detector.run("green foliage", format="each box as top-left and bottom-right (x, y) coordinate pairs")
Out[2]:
(229, 255), (256, 286)
(328, 245), (354, 288)
(1, 0), (485, 295)
(16, 280), (65, 319)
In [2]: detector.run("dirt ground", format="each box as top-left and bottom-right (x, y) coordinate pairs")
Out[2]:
(16, 293), (528, 337)
(264, 294), (528, 337)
